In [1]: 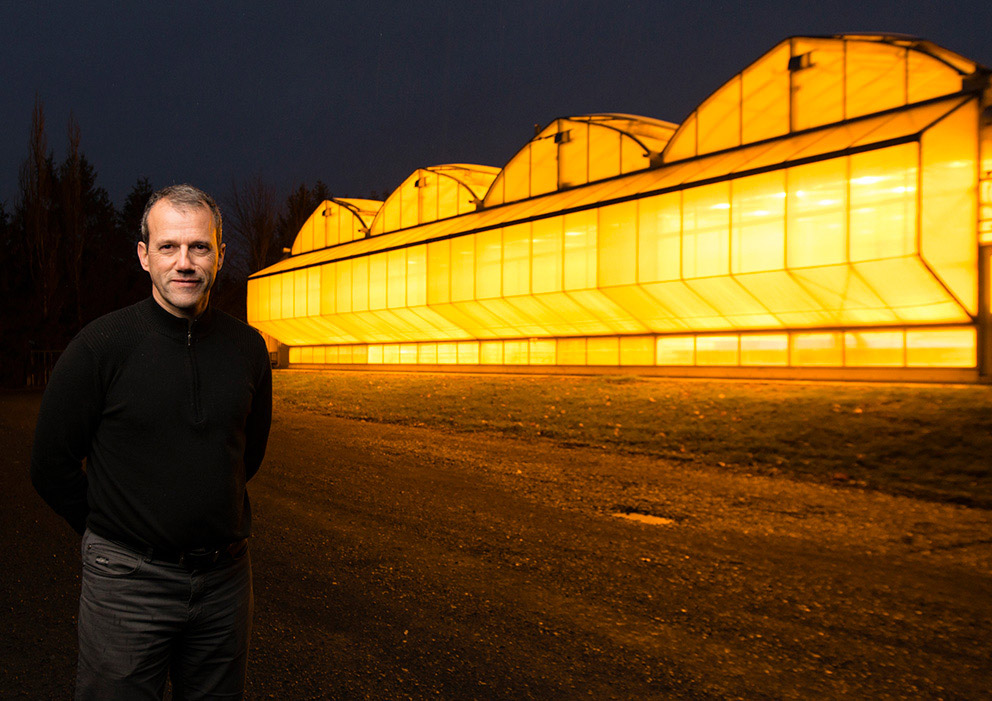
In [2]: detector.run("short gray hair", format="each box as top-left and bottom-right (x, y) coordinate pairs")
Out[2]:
(140, 183), (223, 246)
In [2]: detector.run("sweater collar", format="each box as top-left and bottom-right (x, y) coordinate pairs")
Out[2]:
(141, 296), (216, 341)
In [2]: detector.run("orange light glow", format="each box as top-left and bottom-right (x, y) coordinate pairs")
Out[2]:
(250, 35), (991, 380)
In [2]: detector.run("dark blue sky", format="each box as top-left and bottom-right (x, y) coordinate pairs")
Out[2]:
(3, 1), (991, 209)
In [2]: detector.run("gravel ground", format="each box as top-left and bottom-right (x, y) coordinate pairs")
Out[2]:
(2, 389), (990, 699)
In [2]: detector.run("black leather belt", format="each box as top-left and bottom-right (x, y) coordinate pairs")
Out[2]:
(149, 538), (248, 570)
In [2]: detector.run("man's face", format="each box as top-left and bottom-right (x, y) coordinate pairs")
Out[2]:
(137, 200), (225, 320)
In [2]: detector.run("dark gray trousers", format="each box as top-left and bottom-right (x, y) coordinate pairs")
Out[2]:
(75, 529), (253, 700)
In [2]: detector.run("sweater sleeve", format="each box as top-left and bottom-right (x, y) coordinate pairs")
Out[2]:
(244, 346), (272, 482)
(30, 337), (103, 535)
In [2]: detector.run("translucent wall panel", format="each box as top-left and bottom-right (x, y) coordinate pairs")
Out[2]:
(741, 42), (791, 144)
(791, 39), (845, 132)
(786, 159), (848, 267)
(563, 210), (598, 290)
(731, 170), (786, 273)
(558, 123), (588, 190)
(598, 201), (638, 287)
(305, 326), (975, 370)
(682, 182), (730, 278)
(619, 336), (654, 365)
(849, 144), (917, 261)
(906, 328), (976, 367)
(696, 335), (739, 365)
(845, 42), (907, 119)
(532, 217), (564, 293)
(587, 336), (620, 365)
(697, 75), (741, 155)
(741, 334), (788, 366)
(845, 330), (904, 366)
(657, 336), (694, 365)
(920, 100), (979, 315)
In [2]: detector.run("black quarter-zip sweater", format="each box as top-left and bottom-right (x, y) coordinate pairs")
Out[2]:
(31, 297), (272, 552)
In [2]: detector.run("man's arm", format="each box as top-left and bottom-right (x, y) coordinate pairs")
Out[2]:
(244, 350), (272, 482)
(30, 340), (102, 535)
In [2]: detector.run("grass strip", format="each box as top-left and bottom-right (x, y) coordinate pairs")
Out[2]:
(274, 370), (992, 508)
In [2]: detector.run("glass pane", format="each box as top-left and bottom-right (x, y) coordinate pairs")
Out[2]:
(845, 330), (904, 366)
(530, 339), (556, 364)
(906, 327), (976, 367)
(792, 39), (844, 131)
(475, 229), (502, 299)
(638, 192), (681, 283)
(698, 75), (741, 154)
(406, 246), (427, 307)
(532, 216), (563, 294)
(531, 131), (558, 197)
(480, 341), (503, 365)
(502, 223), (531, 297)
(849, 144), (917, 261)
(587, 336), (620, 365)
(369, 253), (387, 310)
(846, 42), (906, 119)
(557, 338), (586, 365)
(427, 240), (450, 305)
(682, 182), (730, 278)
(400, 176), (419, 229)
(387, 249), (406, 308)
(741, 42), (791, 144)
(791, 333), (844, 367)
(787, 158), (847, 268)
(656, 336), (694, 365)
(732, 170), (786, 273)
(503, 147), (530, 204)
(559, 123), (588, 188)
(588, 124), (620, 183)
(419, 343), (438, 364)
(598, 201), (638, 287)
(563, 210), (597, 290)
(696, 335), (739, 365)
(741, 333), (788, 365)
(664, 113), (696, 162)
(921, 100), (979, 315)
(450, 236), (475, 302)
(619, 336), (654, 365)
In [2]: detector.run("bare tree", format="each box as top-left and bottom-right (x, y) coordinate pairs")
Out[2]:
(18, 95), (60, 322)
(226, 176), (279, 275)
(60, 113), (84, 327)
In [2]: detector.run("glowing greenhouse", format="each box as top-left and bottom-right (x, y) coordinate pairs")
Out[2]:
(247, 34), (992, 382)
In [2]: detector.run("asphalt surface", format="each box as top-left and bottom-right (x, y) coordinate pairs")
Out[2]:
(1, 389), (990, 699)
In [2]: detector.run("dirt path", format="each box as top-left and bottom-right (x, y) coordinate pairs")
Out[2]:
(2, 391), (990, 698)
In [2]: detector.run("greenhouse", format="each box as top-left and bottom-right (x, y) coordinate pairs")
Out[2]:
(248, 34), (992, 382)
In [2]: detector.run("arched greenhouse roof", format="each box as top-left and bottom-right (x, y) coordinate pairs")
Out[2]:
(290, 197), (382, 254)
(368, 164), (499, 236)
(661, 33), (986, 163)
(482, 113), (678, 207)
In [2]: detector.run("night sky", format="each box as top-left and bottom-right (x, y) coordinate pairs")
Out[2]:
(3, 1), (991, 210)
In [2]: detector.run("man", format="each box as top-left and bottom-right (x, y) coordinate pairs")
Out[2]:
(31, 184), (272, 700)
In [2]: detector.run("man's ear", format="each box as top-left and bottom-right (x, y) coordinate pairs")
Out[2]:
(137, 241), (150, 272)
(217, 242), (226, 272)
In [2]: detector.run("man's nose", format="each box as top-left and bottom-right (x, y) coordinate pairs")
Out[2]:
(177, 246), (194, 269)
